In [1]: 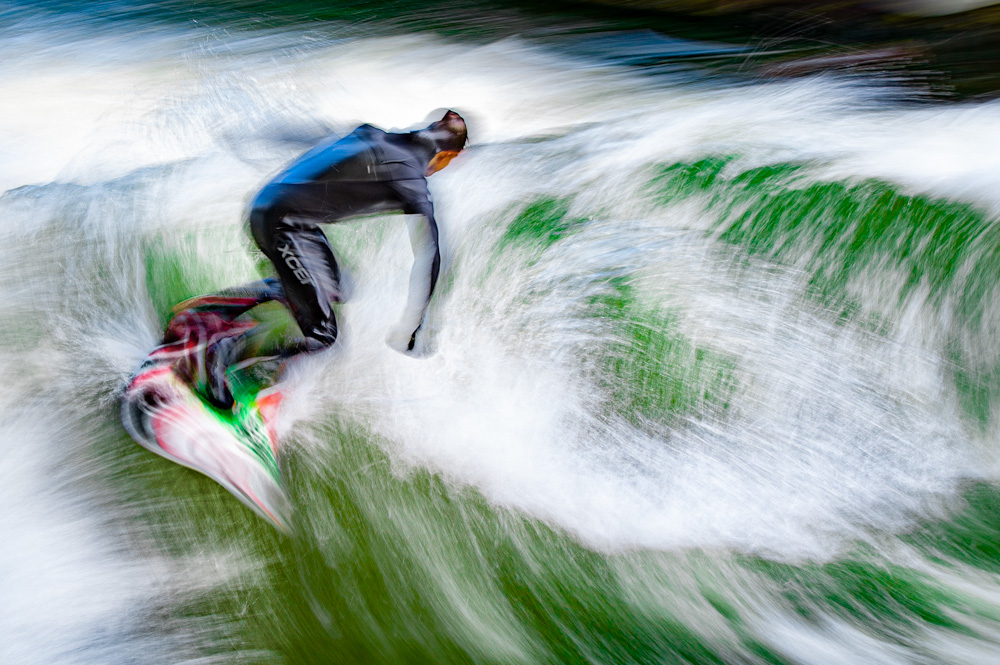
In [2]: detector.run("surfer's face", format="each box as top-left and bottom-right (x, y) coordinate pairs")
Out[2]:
(426, 150), (459, 176)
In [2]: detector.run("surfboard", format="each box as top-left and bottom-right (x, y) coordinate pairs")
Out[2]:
(121, 281), (292, 531)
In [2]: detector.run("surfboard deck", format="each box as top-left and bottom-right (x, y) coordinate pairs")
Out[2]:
(121, 359), (291, 530)
(121, 279), (294, 531)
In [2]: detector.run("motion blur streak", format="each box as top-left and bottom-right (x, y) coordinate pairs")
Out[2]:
(6, 3), (1000, 664)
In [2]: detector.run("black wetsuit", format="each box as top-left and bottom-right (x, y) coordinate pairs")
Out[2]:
(249, 124), (442, 349)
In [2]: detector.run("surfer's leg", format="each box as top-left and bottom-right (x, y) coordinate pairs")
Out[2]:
(171, 278), (287, 322)
(210, 277), (286, 304)
(250, 188), (342, 349)
(203, 334), (245, 409)
(266, 224), (342, 347)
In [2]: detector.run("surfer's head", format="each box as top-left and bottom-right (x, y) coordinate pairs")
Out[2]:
(420, 110), (467, 176)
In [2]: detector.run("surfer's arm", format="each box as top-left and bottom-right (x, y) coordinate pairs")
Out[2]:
(386, 179), (441, 353)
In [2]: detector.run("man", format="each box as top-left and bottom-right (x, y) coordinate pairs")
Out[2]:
(120, 114), (467, 527)
(248, 110), (467, 356)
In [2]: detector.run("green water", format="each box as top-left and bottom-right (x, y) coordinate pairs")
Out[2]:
(7, 3), (1000, 663)
(116, 166), (1000, 663)
(651, 158), (1000, 431)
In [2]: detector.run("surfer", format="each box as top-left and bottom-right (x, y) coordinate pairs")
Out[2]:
(247, 110), (468, 357)
(120, 112), (467, 529)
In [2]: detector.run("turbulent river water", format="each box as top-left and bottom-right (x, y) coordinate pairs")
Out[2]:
(7, 3), (1000, 664)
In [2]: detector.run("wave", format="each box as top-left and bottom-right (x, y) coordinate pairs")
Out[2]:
(5, 11), (1000, 663)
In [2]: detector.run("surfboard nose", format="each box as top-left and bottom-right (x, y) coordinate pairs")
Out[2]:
(121, 364), (292, 531)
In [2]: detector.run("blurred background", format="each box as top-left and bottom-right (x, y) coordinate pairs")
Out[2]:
(6, 1), (1000, 664)
(147, 0), (1000, 98)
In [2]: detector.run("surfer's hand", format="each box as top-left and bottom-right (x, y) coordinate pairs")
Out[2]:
(386, 326), (416, 355)
(387, 324), (429, 357)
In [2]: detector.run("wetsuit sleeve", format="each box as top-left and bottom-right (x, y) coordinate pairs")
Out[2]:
(386, 179), (441, 352)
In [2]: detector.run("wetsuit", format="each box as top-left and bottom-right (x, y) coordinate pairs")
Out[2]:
(248, 124), (442, 351)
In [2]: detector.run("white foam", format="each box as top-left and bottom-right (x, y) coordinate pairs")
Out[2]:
(0, 412), (178, 665)
(3, 14), (1000, 659)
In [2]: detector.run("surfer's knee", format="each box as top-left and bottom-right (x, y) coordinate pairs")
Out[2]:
(249, 185), (289, 252)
